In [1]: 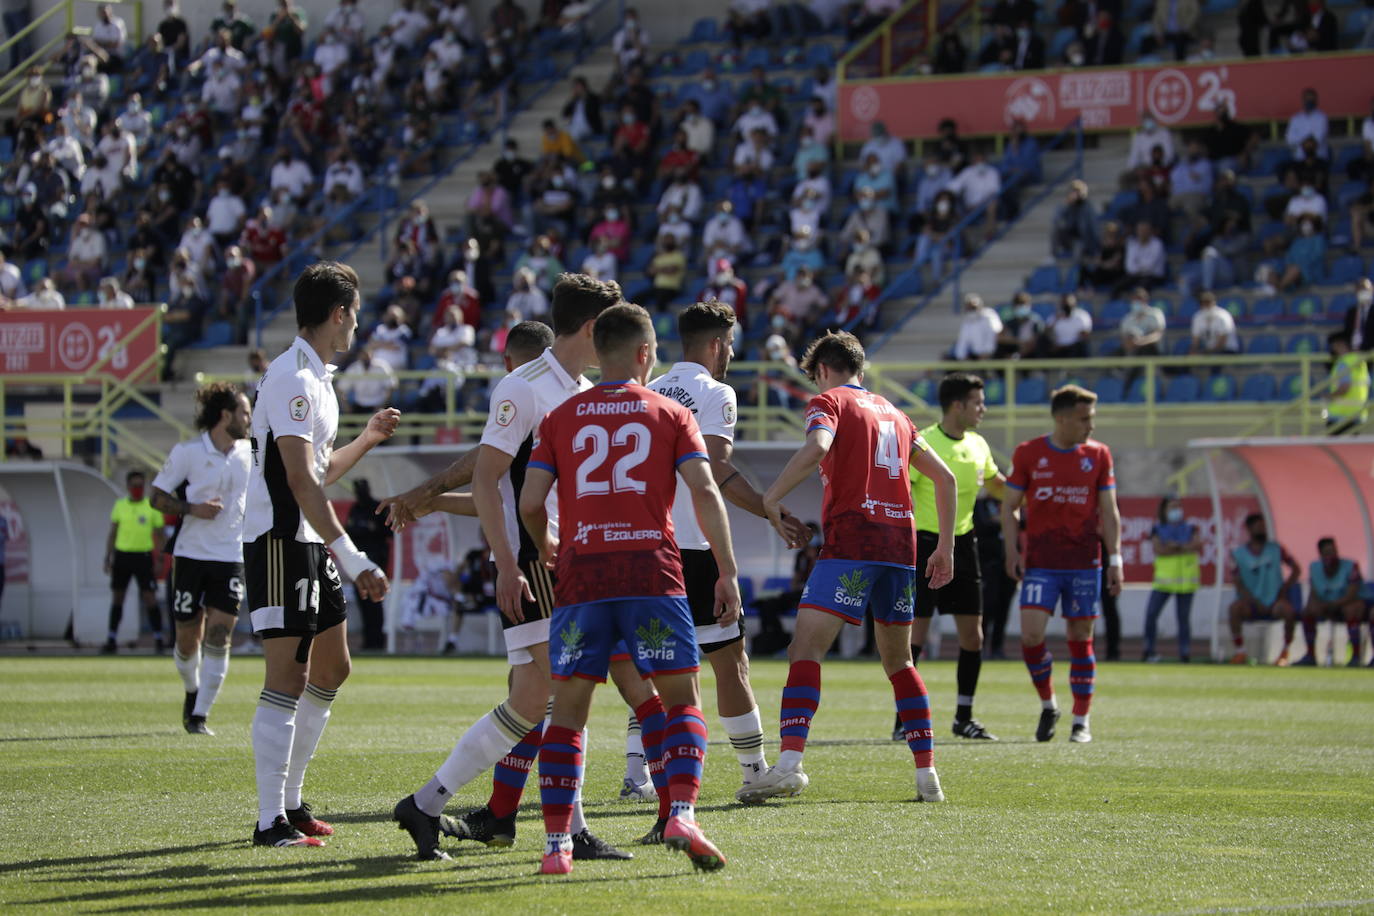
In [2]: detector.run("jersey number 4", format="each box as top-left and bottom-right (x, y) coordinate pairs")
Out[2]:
(874, 420), (904, 479)
(574, 422), (649, 498)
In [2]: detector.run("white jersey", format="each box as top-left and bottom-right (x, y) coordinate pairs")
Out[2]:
(479, 348), (589, 560)
(245, 337), (340, 544)
(647, 361), (737, 551)
(152, 433), (252, 563)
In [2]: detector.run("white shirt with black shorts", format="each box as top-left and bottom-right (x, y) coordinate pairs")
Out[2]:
(243, 337), (346, 640)
(152, 432), (251, 620)
(480, 348), (590, 664)
(648, 361), (741, 650)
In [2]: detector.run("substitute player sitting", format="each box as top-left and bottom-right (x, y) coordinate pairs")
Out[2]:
(1001, 385), (1121, 744)
(150, 382), (253, 735)
(1226, 513), (1301, 666)
(746, 331), (957, 805)
(521, 303), (741, 874)
(1296, 537), (1365, 667)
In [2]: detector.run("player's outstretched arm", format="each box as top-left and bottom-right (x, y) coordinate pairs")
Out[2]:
(707, 435), (809, 549)
(1000, 488), (1025, 582)
(472, 443), (532, 623)
(762, 428), (831, 543)
(426, 493), (476, 517)
(984, 470), (1009, 502)
(278, 434), (389, 601)
(1100, 486), (1123, 596)
(377, 447), (478, 529)
(681, 457), (742, 627)
(325, 407), (401, 485)
(912, 446), (957, 590)
(518, 467), (558, 571)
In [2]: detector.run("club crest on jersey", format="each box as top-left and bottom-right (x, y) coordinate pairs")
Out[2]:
(558, 621), (585, 666)
(1037, 456), (1049, 468)
(494, 399), (517, 427)
(722, 402), (736, 425)
(636, 617), (678, 662)
(834, 569), (871, 608)
(1080, 456), (1094, 472)
(288, 396), (309, 421)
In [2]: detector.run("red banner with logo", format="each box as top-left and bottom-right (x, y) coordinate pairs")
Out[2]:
(0, 308), (160, 380)
(1117, 495), (1261, 584)
(839, 53), (1373, 140)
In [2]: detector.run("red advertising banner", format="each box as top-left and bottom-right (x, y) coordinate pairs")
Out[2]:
(0, 308), (160, 380)
(839, 53), (1374, 140)
(1118, 495), (1261, 585)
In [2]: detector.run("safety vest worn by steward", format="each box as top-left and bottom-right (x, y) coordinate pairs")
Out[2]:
(1329, 352), (1369, 423)
(1152, 521), (1199, 594)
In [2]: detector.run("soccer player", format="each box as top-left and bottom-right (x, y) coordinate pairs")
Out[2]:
(150, 382), (253, 735)
(1297, 537), (1366, 666)
(392, 277), (644, 863)
(103, 470), (166, 654)
(245, 262), (399, 848)
(1227, 513), (1301, 665)
(645, 300), (811, 804)
(894, 372), (1007, 742)
(522, 302), (740, 875)
(745, 331), (957, 805)
(1000, 385), (1121, 744)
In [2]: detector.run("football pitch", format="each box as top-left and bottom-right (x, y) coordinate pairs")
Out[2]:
(3, 655), (1372, 914)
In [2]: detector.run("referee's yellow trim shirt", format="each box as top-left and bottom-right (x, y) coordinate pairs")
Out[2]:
(110, 498), (160, 553)
(910, 424), (999, 536)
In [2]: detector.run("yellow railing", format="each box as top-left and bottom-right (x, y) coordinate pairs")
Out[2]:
(0, 0), (144, 107)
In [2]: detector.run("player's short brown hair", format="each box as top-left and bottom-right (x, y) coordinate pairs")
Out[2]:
(678, 299), (736, 350)
(194, 381), (244, 431)
(1050, 384), (1098, 414)
(293, 260), (360, 330)
(505, 320), (554, 364)
(551, 272), (622, 337)
(799, 331), (865, 382)
(593, 303), (654, 361)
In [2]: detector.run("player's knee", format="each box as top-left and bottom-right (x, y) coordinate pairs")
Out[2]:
(206, 623), (232, 649)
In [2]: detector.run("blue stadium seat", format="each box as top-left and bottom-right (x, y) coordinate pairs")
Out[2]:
(1286, 333), (1320, 354)
(1107, 190), (1139, 219)
(1015, 377), (1048, 404)
(1247, 334), (1280, 354)
(1328, 291), (1356, 321)
(1343, 7), (1373, 39)
(629, 243), (656, 271)
(1025, 265), (1061, 295)
(1095, 376), (1125, 404)
(1175, 296), (1199, 326)
(685, 17), (720, 43)
(1126, 21), (1154, 53)
(1336, 180), (1367, 212)
(679, 49), (709, 75)
(1203, 374), (1237, 401)
(1150, 296), (1174, 319)
(1285, 293), (1323, 322)
(188, 321), (233, 349)
(1250, 297), (1284, 323)
(912, 378), (936, 404)
(1163, 375), (1200, 403)
(1279, 373), (1304, 399)
(1171, 336), (1192, 355)
(743, 46), (772, 70)
(1202, 0), (1236, 13)
(984, 375), (1006, 406)
(1097, 337), (1122, 357)
(1325, 255), (1365, 287)
(0, 137), (10, 162)
(1049, 27), (1077, 59)
(0, 196), (13, 223)
(805, 44), (835, 68)
(23, 260), (46, 285)
(1240, 373), (1278, 401)
(1219, 296), (1247, 321)
(1234, 184), (1258, 212)
(1126, 376), (1159, 403)
(1100, 299), (1130, 327)
(1255, 147), (1289, 178)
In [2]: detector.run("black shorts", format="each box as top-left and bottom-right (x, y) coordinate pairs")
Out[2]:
(915, 530), (983, 618)
(111, 551), (155, 594)
(245, 534), (346, 639)
(170, 557), (245, 621)
(682, 548), (744, 653)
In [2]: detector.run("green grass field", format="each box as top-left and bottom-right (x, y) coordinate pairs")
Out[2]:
(2, 655), (1372, 914)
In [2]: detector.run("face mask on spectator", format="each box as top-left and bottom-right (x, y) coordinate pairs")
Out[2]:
(1358, 289), (1373, 306)
(936, 199), (951, 216)
(1142, 117), (1156, 131)
(1300, 220), (1315, 236)
(1069, 51), (1084, 65)
(1167, 507), (1185, 523)
(134, 257), (146, 269)
(621, 113), (634, 125)
(1301, 185), (1315, 198)
(227, 254), (242, 267)
(1014, 304), (1032, 318)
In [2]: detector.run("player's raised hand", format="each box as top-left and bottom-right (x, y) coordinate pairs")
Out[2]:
(495, 565), (534, 624)
(366, 407), (402, 443)
(927, 542), (955, 590)
(1106, 565), (1123, 597)
(714, 575), (742, 627)
(779, 512), (811, 550)
(189, 497), (223, 520)
(763, 499), (790, 545)
(356, 567), (390, 601)
(1004, 550), (1024, 582)
(377, 487), (430, 531)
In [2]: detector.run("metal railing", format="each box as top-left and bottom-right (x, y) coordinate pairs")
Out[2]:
(0, 0), (144, 106)
(835, 0), (978, 86)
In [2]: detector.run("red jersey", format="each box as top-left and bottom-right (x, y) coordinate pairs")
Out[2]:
(1006, 436), (1116, 570)
(529, 381), (708, 606)
(804, 385), (927, 566)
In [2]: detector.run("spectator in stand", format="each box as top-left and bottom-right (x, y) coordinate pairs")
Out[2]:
(1286, 88), (1329, 159)
(949, 147), (1002, 237)
(1350, 178), (1374, 253)
(0, 253), (26, 303)
(370, 305), (414, 374)
(1127, 112), (1176, 175)
(854, 151), (898, 215)
(541, 118), (583, 165)
(156, 0), (191, 65)
(611, 104), (653, 191)
(494, 138), (534, 205)
(730, 163), (769, 228)
(849, 0), (899, 40)
(781, 226), (825, 282)
(656, 206), (693, 251)
(13, 68), (53, 137)
(1170, 140), (1213, 217)
(995, 291), (1045, 358)
(701, 259), (749, 328)
(93, 3), (129, 72)
(266, 0), (308, 74)
(733, 96), (780, 144)
(951, 293), (1003, 360)
(17, 278), (67, 311)
(1279, 136), (1330, 203)
(177, 217), (217, 281)
(419, 306), (477, 410)
(1276, 217), (1327, 291)
(322, 149), (364, 204)
(1283, 180), (1328, 231)
(323, 0), (365, 49)
(844, 229), (886, 286)
(122, 247), (156, 303)
(434, 269), (482, 333)
(588, 206), (632, 263)
(793, 158), (833, 213)
(466, 171), (512, 238)
(829, 268), (880, 330)
(703, 201), (752, 269)
(340, 348), (398, 414)
(240, 205), (287, 271)
(1120, 287), (1166, 361)
(1190, 291), (1239, 354)
(1052, 180), (1099, 259)
(562, 77), (604, 143)
(219, 245), (255, 335)
(1184, 168), (1251, 262)
(1237, 0), (1268, 56)
(841, 189), (892, 256)
(167, 247), (208, 346)
(507, 267), (549, 318)
(999, 120), (1041, 219)
(1128, 178), (1171, 242)
(616, 63), (658, 132)
(98, 122), (137, 184)
(97, 276), (135, 309)
(514, 236), (564, 293)
(728, 0), (771, 46)
(206, 179), (247, 249)
(581, 237), (619, 283)
(917, 189), (959, 282)
(659, 170), (704, 225)
(489, 0), (528, 48)
(190, 28), (248, 78)
(859, 121), (907, 190)
(1121, 220), (1167, 292)
(681, 67), (734, 128)
(611, 7), (650, 75)
(269, 149), (314, 206)
(793, 122), (830, 182)
(1339, 277), (1374, 350)
(803, 98), (835, 149)
(770, 266), (829, 329)
(1149, 0), (1199, 60)
(532, 167), (578, 237)
(1046, 293), (1092, 358)
(978, 23), (1016, 68)
(915, 151), (953, 222)
(677, 100), (715, 162)
(60, 214), (108, 292)
(201, 60), (243, 119)
(1082, 12), (1125, 65)
(789, 188), (824, 239)
(646, 234), (687, 310)
(932, 30), (968, 73)
(1204, 105), (1256, 174)
(1303, 0), (1339, 51)
(657, 131), (701, 183)
(1009, 18), (1046, 69)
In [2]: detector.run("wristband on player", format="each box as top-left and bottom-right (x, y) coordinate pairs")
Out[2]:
(329, 534), (379, 580)
(1107, 553), (1124, 569)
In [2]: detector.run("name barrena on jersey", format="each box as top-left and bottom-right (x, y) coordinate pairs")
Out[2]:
(575, 400), (649, 416)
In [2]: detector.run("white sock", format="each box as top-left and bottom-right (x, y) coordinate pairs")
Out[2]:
(568, 727), (589, 834)
(174, 647), (201, 693)
(192, 644), (229, 717)
(625, 711), (648, 784)
(720, 707), (767, 781)
(253, 689), (298, 831)
(1042, 697), (1059, 711)
(669, 800), (695, 822)
(545, 832), (572, 855)
(777, 748), (804, 772)
(283, 683), (336, 812)
(1072, 713), (1089, 728)
(917, 765), (937, 781)
(417, 701), (536, 816)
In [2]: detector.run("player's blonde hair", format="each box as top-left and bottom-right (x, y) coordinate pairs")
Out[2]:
(1050, 384), (1097, 415)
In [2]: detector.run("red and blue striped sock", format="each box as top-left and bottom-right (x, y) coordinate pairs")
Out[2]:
(487, 721), (542, 819)
(889, 666), (934, 768)
(1067, 638), (1095, 717)
(779, 660), (822, 753)
(1022, 642), (1055, 703)
(663, 705), (708, 816)
(635, 695), (671, 820)
(537, 725), (582, 841)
